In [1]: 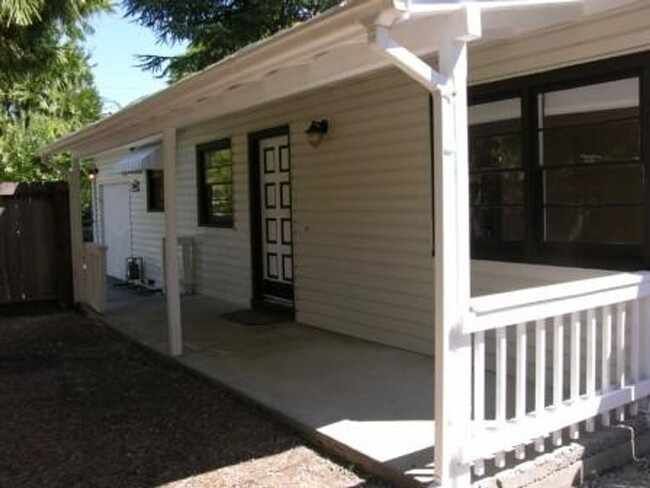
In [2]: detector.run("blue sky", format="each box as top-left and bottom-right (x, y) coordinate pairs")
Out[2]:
(84, 4), (188, 111)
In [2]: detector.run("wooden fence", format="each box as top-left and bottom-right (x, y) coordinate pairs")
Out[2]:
(0, 182), (72, 307)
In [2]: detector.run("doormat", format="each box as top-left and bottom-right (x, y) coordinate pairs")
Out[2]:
(223, 309), (289, 326)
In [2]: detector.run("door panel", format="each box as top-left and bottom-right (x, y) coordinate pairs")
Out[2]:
(259, 135), (293, 302)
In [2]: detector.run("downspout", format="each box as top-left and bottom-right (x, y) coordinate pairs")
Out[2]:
(367, 4), (482, 487)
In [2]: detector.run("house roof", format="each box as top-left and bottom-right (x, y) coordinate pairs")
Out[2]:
(41, 0), (639, 159)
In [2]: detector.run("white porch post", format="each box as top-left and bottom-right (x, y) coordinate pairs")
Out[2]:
(68, 156), (84, 304)
(369, 7), (480, 486)
(162, 127), (183, 356)
(433, 38), (473, 487)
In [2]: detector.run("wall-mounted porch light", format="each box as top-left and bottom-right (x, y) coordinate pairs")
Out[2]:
(305, 119), (329, 148)
(88, 166), (99, 181)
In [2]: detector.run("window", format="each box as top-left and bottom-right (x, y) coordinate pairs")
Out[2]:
(197, 139), (234, 227)
(146, 170), (164, 212)
(538, 78), (642, 246)
(469, 98), (524, 253)
(469, 61), (644, 268)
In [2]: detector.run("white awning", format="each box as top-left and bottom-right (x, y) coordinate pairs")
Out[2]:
(113, 145), (162, 174)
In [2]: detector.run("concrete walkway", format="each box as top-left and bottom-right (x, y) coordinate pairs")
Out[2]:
(104, 285), (436, 485)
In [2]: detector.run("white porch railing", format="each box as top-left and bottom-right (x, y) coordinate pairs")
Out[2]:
(463, 272), (650, 476)
(79, 243), (107, 314)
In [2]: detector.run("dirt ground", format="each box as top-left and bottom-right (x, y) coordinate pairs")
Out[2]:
(582, 456), (650, 488)
(0, 311), (392, 488)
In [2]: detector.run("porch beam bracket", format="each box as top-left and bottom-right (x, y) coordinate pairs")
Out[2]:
(369, 5), (482, 487)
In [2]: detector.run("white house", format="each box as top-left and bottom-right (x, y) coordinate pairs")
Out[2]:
(42, 1), (650, 486)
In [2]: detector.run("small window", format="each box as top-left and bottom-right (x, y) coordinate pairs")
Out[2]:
(147, 170), (164, 212)
(197, 139), (234, 227)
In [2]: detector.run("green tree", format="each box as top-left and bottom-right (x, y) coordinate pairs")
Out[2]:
(123, 0), (340, 81)
(0, 0), (110, 182)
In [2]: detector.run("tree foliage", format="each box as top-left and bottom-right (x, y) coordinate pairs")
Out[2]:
(0, 0), (110, 182)
(123, 0), (341, 81)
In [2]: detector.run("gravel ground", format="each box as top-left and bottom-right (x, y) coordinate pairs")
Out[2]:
(582, 456), (650, 488)
(0, 311), (392, 488)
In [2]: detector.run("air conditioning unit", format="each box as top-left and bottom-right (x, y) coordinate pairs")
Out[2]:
(125, 256), (144, 285)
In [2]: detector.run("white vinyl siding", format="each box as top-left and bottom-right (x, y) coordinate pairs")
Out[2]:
(91, 2), (650, 354)
(92, 150), (165, 289)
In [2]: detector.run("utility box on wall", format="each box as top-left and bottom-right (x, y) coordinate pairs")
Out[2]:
(161, 236), (196, 295)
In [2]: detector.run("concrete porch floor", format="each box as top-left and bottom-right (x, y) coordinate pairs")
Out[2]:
(104, 285), (436, 485)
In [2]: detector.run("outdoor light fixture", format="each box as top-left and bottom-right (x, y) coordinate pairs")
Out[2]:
(88, 167), (99, 180)
(305, 119), (329, 148)
(131, 179), (140, 192)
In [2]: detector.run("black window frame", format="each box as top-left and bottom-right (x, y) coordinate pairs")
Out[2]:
(146, 169), (165, 213)
(468, 51), (650, 271)
(196, 138), (234, 228)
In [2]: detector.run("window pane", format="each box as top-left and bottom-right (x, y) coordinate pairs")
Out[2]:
(207, 148), (231, 167)
(471, 207), (525, 242)
(545, 206), (643, 245)
(148, 170), (164, 211)
(470, 171), (524, 206)
(207, 183), (233, 219)
(205, 163), (232, 184)
(542, 115), (639, 166)
(543, 78), (638, 117)
(469, 98), (524, 246)
(544, 166), (642, 205)
(470, 131), (522, 170)
(470, 98), (522, 171)
(540, 77), (642, 247)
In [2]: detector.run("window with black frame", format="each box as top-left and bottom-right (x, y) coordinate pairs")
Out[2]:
(468, 72), (643, 268)
(469, 98), (525, 255)
(538, 78), (642, 250)
(197, 139), (234, 227)
(146, 169), (164, 212)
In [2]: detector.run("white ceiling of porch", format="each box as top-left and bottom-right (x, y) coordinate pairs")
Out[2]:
(42, 0), (643, 159)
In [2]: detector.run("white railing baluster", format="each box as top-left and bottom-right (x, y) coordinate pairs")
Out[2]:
(496, 327), (507, 424)
(570, 312), (581, 439)
(535, 319), (546, 452)
(601, 305), (613, 427)
(616, 303), (627, 422)
(516, 323), (527, 419)
(462, 272), (650, 473)
(474, 331), (485, 424)
(535, 319), (546, 412)
(552, 315), (564, 446)
(586, 308), (597, 432)
(473, 459), (485, 477)
(631, 300), (640, 416)
(495, 452), (506, 469)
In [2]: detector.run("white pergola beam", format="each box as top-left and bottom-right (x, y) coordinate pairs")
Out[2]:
(162, 127), (183, 356)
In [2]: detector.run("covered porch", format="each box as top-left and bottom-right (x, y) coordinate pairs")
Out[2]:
(43, 1), (650, 486)
(101, 260), (648, 486)
(104, 282), (437, 485)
